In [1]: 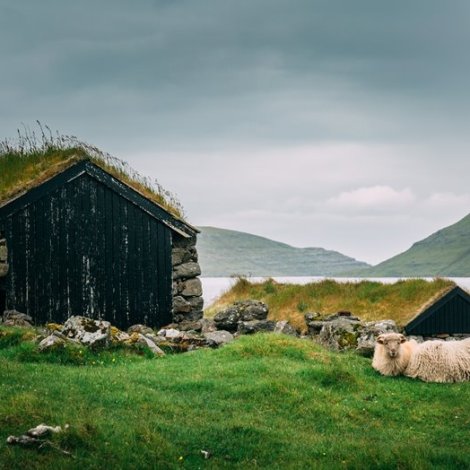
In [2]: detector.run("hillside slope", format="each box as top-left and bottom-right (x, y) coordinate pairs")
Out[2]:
(363, 213), (470, 277)
(197, 226), (369, 277)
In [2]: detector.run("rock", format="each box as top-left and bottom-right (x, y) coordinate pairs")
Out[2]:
(204, 330), (234, 347)
(318, 317), (362, 351)
(237, 320), (276, 335)
(356, 320), (398, 356)
(127, 324), (154, 335)
(274, 320), (297, 336)
(38, 334), (66, 351)
(62, 316), (111, 348)
(165, 320), (202, 332)
(213, 300), (269, 332)
(110, 326), (130, 342)
(173, 262), (202, 280)
(0, 263), (8, 277)
(324, 311), (360, 322)
(134, 333), (165, 356)
(306, 321), (327, 336)
(200, 318), (217, 333)
(157, 328), (183, 341)
(237, 300), (269, 321)
(304, 312), (321, 322)
(172, 246), (198, 266)
(173, 296), (192, 313)
(2, 310), (33, 327)
(0, 243), (7, 262)
(180, 278), (203, 297)
(213, 306), (241, 332)
(27, 424), (63, 438)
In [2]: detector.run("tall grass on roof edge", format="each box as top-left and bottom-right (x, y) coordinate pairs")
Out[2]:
(0, 122), (185, 218)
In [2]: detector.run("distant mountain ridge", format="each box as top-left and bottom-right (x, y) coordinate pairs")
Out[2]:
(359, 213), (470, 277)
(197, 226), (370, 277)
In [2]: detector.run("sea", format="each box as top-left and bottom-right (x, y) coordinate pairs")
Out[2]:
(201, 276), (470, 307)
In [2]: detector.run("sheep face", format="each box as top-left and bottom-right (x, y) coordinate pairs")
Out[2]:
(377, 333), (406, 359)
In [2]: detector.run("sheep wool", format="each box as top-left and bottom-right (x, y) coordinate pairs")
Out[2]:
(405, 338), (470, 383)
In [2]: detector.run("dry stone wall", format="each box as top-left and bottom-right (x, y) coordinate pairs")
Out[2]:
(0, 237), (8, 278)
(171, 234), (204, 323)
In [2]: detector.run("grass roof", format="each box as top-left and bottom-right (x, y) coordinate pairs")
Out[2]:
(205, 277), (458, 331)
(0, 124), (184, 219)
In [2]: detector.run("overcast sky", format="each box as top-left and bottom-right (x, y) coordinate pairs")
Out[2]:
(1, 0), (470, 264)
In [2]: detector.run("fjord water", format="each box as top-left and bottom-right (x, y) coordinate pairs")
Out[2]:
(201, 276), (470, 307)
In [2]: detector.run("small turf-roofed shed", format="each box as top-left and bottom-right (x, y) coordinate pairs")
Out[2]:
(0, 158), (200, 329)
(405, 286), (470, 336)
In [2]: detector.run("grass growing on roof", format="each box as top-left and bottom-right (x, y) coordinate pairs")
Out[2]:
(0, 123), (184, 218)
(205, 277), (457, 331)
(0, 329), (469, 469)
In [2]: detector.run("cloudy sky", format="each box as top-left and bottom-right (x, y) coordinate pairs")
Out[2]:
(1, 0), (469, 264)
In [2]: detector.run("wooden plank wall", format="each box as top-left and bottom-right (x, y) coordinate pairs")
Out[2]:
(2, 174), (172, 328)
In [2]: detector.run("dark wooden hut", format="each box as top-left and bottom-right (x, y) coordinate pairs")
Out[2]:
(0, 159), (199, 329)
(405, 286), (470, 336)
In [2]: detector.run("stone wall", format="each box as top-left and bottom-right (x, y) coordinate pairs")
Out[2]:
(171, 234), (204, 323)
(0, 236), (8, 278)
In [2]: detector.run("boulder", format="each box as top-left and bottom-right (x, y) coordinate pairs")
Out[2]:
(180, 278), (203, 297)
(318, 317), (362, 351)
(200, 318), (217, 333)
(2, 310), (33, 327)
(62, 316), (111, 348)
(274, 320), (297, 336)
(157, 328), (184, 341)
(204, 330), (234, 347)
(38, 333), (66, 351)
(237, 320), (276, 335)
(213, 306), (241, 332)
(132, 333), (165, 356)
(213, 300), (269, 332)
(173, 262), (202, 280)
(127, 324), (154, 336)
(173, 296), (192, 313)
(356, 320), (398, 356)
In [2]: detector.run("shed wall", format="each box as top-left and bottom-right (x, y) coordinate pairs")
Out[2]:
(0, 173), (173, 328)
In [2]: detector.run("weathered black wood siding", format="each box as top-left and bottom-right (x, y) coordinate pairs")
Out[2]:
(0, 173), (173, 329)
(405, 287), (470, 335)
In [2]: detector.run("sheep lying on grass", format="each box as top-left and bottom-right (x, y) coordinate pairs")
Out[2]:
(372, 333), (417, 377)
(373, 333), (470, 383)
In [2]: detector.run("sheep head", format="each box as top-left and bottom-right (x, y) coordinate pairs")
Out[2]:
(376, 333), (406, 359)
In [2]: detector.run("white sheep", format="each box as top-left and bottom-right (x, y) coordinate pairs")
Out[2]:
(405, 338), (470, 383)
(372, 333), (418, 377)
(373, 333), (470, 383)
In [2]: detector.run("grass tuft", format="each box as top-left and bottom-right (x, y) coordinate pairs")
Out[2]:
(0, 123), (184, 218)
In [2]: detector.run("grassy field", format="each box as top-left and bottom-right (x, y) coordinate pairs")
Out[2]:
(0, 327), (469, 469)
(205, 277), (456, 331)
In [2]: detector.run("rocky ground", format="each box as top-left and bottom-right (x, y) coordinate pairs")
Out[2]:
(0, 300), (410, 357)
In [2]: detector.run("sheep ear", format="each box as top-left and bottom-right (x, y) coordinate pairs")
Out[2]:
(399, 334), (406, 343)
(377, 335), (384, 344)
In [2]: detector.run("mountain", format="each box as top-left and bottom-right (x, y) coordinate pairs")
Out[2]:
(361, 213), (470, 277)
(197, 226), (370, 277)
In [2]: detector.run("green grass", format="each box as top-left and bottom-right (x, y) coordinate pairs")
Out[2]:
(0, 328), (469, 469)
(205, 277), (456, 331)
(0, 125), (184, 217)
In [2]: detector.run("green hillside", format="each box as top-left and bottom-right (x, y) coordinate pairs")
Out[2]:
(363, 213), (470, 277)
(1, 330), (469, 469)
(197, 226), (369, 277)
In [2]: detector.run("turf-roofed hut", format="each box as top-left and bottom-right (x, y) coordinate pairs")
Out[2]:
(405, 286), (470, 336)
(0, 155), (203, 329)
